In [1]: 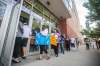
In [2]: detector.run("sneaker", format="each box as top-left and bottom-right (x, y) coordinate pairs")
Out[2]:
(12, 58), (21, 63)
(22, 57), (26, 59)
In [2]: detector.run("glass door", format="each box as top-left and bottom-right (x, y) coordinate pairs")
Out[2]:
(0, 1), (14, 66)
(0, 1), (8, 56)
(0, 0), (23, 65)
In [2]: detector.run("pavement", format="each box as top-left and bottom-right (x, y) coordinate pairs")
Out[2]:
(12, 45), (100, 66)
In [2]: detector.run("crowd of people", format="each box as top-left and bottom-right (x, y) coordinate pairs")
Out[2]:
(12, 21), (82, 63)
(84, 38), (100, 50)
(35, 26), (80, 60)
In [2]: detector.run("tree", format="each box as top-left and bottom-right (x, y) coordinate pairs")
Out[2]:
(81, 29), (90, 37)
(83, 0), (100, 22)
(83, 0), (100, 38)
(81, 28), (100, 38)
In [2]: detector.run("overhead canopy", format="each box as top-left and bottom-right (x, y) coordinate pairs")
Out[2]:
(39, 0), (71, 19)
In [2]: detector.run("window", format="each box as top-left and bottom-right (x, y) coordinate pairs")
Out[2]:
(68, 0), (73, 8)
(0, 1), (6, 27)
(63, 0), (69, 9)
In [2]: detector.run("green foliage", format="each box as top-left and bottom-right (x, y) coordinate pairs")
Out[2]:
(32, 22), (40, 29)
(81, 28), (100, 38)
(81, 29), (90, 37)
(83, 0), (100, 38)
(83, 0), (100, 21)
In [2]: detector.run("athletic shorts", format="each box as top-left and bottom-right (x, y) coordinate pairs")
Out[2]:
(21, 38), (28, 47)
(40, 45), (48, 54)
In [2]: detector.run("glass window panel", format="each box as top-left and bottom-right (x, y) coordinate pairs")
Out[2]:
(0, 1), (6, 27)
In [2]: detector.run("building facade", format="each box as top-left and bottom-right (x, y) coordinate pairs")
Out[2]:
(58, 0), (82, 39)
(0, 0), (82, 66)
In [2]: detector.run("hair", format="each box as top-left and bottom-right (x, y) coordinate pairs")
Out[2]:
(42, 25), (49, 31)
(54, 29), (59, 33)
(61, 35), (64, 38)
(35, 27), (40, 33)
(51, 30), (55, 33)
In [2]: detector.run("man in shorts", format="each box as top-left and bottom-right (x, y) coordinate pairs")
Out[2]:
(21, 22), (31, 59)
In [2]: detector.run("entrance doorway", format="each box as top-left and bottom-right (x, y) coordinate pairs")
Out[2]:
(29, 17), (41, 54)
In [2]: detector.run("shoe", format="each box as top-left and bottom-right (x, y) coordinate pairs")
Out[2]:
(22, 57), (26, 59)
(46, 57), (50, 60)
(55, 55), (58, 57)
(12, 59), (21, 63)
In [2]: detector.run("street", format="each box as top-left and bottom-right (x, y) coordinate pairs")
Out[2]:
(12, 45), (100, 66)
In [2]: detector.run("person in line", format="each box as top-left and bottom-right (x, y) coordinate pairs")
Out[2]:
(85, 38), (90, 50)
(97, 39), (100, 49)
(70, 38), (76, 50)
(96, 39), (99, 49)
(50, 31), (58, 57)
(65, 37), (71, 51)
(21, 22), (32, 59)
(59, 35), (65, 54)
(55, 30), (60, 54)
(12, 21), (23, 63)
(91, 39), (97, 49)
(75, 38), (80, 48)
(35, 26), (50, 60)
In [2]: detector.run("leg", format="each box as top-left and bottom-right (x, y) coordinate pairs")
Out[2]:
(44, 45), (50, 60)
(61, 44), (64, 54)
(66, 44), (69, 51)
(55, 46), (58, 57)
(12, 37), (21, 63)
(22, 47), (27, 56)
(39, 45), (44, 59)
(52, 45), (57, 56)
(62, 45), (64, 54)
(21, 38), (28, 59)
(68, 47), (70, 51)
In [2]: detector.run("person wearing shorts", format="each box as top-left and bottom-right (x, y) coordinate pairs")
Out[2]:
(12, 21), (23, 63)
(36, 27), (50, 60)
(40, 45), (48, 54)
(22, 23), (31, 59)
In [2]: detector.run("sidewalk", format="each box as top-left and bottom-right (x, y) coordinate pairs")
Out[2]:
(12, 45), (100, 66)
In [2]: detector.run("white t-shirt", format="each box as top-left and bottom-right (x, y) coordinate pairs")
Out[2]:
(71, 38), (75, 43)
(22, 25), (31, 38)
(16, 22), (23, 37)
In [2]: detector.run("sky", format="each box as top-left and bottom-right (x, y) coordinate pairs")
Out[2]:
(74, 0), (89, 29)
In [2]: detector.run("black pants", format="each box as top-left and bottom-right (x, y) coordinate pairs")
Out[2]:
(71, 43), (75, 47)
(66, 44), (70, 51)
(66, 46), (70, 51)
(40, 45), (48, 54)
(86, 43), (89, 50)
(96, 44), (100, 49)
(51, 45), (58, 56)
(13, 37), (22, 58)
